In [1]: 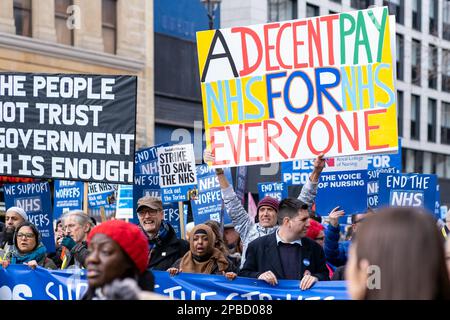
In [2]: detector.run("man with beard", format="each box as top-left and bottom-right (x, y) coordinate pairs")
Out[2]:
(136, 196), (189, 270)
(0, 207), (28, 261)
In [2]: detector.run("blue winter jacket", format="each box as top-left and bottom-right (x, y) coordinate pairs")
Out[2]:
(324, 224), (351, 267)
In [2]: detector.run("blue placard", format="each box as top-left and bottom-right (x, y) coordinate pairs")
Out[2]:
(235, 166), (247, 204)
(378, 173), (437, 213)
(4, 182), (55, 253)
(53, 180), (84, 220)
(366, 139), (402, 208)
(115, 184), (134, 219)
(135, 143), (169, 175)
(87, 183), (117, 209)
(190, 164), (233, 225)
(435, 184), (441, 220)
(281, 160), (313, 186)
(133, 174), (181, 238)
(0, 265), (349, 300)
(257, 182), (288, 202)
(315, 170), (368, 216)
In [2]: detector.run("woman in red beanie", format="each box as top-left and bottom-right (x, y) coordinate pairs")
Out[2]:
(82, 220), (155, 300)
(306, 219), (335, 279)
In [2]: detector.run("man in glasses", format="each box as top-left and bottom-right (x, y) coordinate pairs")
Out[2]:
(136, 196), (189, 271)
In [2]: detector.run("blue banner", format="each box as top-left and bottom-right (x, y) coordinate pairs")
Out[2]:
(53, 180), (84, 220)
(378, 173), (438, 213)
(0, 265), (349, 300)
(235, 166), (247, 205)
(257, 182), (288, 202)
(135, 143), (169, 175)
(191, 164), (232, 225)
(366, 139), (402, 208)
(4, 182), (55, 253)
(133, 174), (181, 238)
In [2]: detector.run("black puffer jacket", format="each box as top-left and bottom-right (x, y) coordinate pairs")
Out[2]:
(145, 223), (189, 271)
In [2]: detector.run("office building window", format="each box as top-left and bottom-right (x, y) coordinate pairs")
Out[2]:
(444, 1), (450, 40)
(396, 33), (404, 80)
(443, 50), (450, 92)
(383, 0), (404, 25)
(306, 3), (319, 18)
(397, 90), (403, 137)
(441, 102), (450, 145)
(429, 0), (438, 35)
(14, 0), (32, 37)
(55, 0), (73, 46)
(427, 98), (436, 142)
(412, 0), (421, 31)
(350, 0), (373, 10)
(428, 45), (437, 89)
(411, 94), (420, 140)
(268, 0), (297, 22)
(414, 150), (424, 173)
(411, 39), (421, 86)
(102, 0), (117, 54)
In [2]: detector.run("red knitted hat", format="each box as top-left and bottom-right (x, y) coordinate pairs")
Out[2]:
(257, 196), (280, 213)
(87, 220), (149, 274)
(306, 219), (324, 240)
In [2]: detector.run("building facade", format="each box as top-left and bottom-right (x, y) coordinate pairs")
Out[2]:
(221, 0), (450, 203)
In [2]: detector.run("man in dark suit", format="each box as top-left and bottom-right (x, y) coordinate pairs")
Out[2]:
(239, 197), (329, 290)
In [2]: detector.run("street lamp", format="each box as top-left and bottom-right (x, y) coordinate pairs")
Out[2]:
(201, 0), (221, 30)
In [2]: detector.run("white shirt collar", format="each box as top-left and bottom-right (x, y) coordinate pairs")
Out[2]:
(275, 229), (302, 246)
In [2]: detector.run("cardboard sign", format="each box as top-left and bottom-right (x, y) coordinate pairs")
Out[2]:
(197, 7), (398, 167)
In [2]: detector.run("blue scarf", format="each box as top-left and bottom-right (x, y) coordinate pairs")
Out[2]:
(11, 242), (47, 265)
(148, 221), (170, 250)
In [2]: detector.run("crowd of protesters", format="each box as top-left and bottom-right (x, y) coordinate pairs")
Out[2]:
(1, 151), (450, 300)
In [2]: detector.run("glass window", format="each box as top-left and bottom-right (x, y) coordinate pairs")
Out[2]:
(444, 1), (450, 40)
(102, 0), (117, 54)
(268, 0), (297, 22)
(411, 94), (420, 140)
(14, 0), (32, 37)
(429, 0), (438, 36)
(427, 98), (436, 142)
(441, 102), (450, 145)
(55, 0), (73, 46)
(350, 0), (374, 10)
(383, 0), (403, 25)
(396, 33), (404, 81)
(397, 90), (403, 137)
(306, 3), (319, 18)
(443, 49), (450, 92)
(428, 45), (437, 89)
(411, 39), (421, 86)
(414, 150), (424, 173)
(412, 0), (421, 31)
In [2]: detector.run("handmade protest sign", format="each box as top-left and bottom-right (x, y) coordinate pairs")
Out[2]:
(366, 139), (402, 208)
(53, 180), (84, 220)
(191, 164), (233, 225)
(115, 184), (134, 219)
(258, 182), (288, 201)
(87, 182), (117, 208)
(378, 173), (437, 213)
(0, 73), (137, 183)
(157, 144), (198, 202)
(197, 7), (398, 167)
(4, 182), (55, 252)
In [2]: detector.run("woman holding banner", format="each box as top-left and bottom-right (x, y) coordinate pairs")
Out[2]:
(1, 221), (56, 270)
(167, 224), (237, 279)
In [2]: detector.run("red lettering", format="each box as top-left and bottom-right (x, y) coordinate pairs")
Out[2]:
(276, 23), (292, 69)
(231, 27), (263, 77)
(225, 124), (244, 165)
(263, 120), (288, 162)
(308, 18), (323, 67)
(244, 122), (262, 162)
(336, 112), (359, 153)
(364, 109), (389, 150)
(284, 115), (309, 158)
(307, 117), (334, 155)
(320, 15), (339, 65)
(292, 21), (308, 69)
(263, 23), (280, 72)
(209, 127), (230, 166)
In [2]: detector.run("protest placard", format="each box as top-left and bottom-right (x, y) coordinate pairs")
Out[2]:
(197, 7), (398, 167)
(87, 182), (117, 208)
(53, 180), (84, 220)
(4, 182), (55, 252)
(235, 166), (247, 204)
(0, 73), (137, 183)
(378, 173), (437, 213)
(157, 144), (198, 202)
(258, 182), (288, 202)
(135, 143), (169, 175)
(191, 164), (233, 225)
(115, 184), (134, 219)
